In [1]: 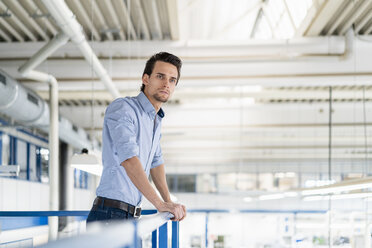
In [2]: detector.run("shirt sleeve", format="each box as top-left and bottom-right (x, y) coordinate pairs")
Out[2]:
(151, 135), (164, 169)
(105, 99), (139, 164)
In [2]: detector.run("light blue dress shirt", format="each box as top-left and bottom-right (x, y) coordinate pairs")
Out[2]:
(96, 92), (165, 206)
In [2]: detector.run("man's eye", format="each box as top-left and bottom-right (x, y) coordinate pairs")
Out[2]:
(170, 79), (176, 83)
(157, 74), (163, 79)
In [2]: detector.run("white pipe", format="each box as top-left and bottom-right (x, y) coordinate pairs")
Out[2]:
(18, 33), (68, 241)
(23, 70), (59, 241)
(41, 0), (120, 99)
(19, 33), (69, 75)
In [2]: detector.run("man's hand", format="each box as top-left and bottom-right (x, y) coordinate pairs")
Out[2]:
(156, 202), (187, 221)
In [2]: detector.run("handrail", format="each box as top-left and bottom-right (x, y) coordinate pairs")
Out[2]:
(37, 212), (173, 248)
(0, 210), (178, 248)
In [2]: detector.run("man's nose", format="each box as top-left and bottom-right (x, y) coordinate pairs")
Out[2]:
(163, 78), (170, 87)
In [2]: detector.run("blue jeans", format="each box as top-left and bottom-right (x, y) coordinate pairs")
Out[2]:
(86, 200), (142, 247)
(86, 202), (136, 225)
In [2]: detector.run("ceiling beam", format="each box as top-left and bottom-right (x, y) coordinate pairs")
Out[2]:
(0, 25), (11, 42)
(34, 87), (372, 101)
(112, 0), (137, 40)
(141, 0), (162, 39)
(3, 0), (49, 40)
(326, 1), (356, 35)
(90, 0), (113, 41)
(305, 0), (346, 36)
(131, 0), (150, 40)
(25, 0), (58, 36)
(165, 0), (179, 40)
(102, 0), (126, 40)
(339, 0), (372, 35)
(0, 13), (24, 41)
(0, 1), (37, 41)
(250, 8), (263, 38)
(66, 0), (101, 41)
(355, 6), (372, 33)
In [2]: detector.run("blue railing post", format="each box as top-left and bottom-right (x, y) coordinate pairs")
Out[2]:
(132, 221), (139, 248)
(152, 229), (157, 248)
(158, 222), (168, 248)
(171, 221), (179, 248)
(205, 212), (209, 248)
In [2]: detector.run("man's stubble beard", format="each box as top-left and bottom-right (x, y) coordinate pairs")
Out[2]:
(153, 92), (169, 103)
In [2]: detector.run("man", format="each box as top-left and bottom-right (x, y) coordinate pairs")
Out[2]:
(87, 52), (186, 224)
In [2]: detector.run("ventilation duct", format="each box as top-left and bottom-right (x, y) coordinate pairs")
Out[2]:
(0, 69), (96, 150)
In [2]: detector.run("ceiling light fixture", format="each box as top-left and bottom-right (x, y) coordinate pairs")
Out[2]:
(70, 149), (102, 176)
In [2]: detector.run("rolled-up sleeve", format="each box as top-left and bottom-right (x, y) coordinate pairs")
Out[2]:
(151, 137), (164, 169)
(105, 99), (139, 164)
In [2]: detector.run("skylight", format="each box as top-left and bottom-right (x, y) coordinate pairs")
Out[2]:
(178, 0), (315, 41)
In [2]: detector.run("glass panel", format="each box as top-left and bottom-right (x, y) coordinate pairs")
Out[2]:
(38, 148), (49, 183)
(16, 139), (27, 180)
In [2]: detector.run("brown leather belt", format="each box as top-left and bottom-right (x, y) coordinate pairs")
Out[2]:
(93, 197), (141, 217)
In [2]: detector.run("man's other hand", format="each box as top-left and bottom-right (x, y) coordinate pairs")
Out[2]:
(157, 202), (187, 221)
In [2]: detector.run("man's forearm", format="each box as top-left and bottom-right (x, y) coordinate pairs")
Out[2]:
(121, 156), (163, 208)
(150, 164), (171, 202)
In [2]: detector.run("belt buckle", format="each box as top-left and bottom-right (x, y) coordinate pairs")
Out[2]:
(134, 206), (141, 217)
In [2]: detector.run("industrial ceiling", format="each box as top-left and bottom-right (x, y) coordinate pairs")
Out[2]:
(1, 0), (372, 181)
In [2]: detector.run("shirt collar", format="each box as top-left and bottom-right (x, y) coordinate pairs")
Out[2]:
(137, 92), (165, 119)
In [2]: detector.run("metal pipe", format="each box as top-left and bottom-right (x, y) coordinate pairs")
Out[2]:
(23, 70), (59, 241)
(41, 0), (120, 99)
(19, 33), (69, 75)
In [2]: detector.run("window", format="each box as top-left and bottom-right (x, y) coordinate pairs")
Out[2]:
(74, 169), (89, 189)
(37, 148), (49, 183)
(166, 174), (196, 193)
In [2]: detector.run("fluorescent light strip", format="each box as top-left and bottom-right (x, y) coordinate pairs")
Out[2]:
(301, 177), (372, 196)
(259, 193), (284, 201)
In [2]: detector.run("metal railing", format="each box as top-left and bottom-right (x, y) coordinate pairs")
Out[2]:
(0, 210), (179, 248)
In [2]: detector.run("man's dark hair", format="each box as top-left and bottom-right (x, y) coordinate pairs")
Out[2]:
(141, 52), (182, 92)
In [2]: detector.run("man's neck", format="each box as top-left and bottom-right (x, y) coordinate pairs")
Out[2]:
(143, 91), (162, 113)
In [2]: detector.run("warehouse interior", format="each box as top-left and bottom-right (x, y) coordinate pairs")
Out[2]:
(1, 0), (372, 247)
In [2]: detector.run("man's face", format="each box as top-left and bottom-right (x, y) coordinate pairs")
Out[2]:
(143, 61), (178, 103)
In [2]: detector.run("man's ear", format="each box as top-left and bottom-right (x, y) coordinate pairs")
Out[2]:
(142, 74), (149, 86)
